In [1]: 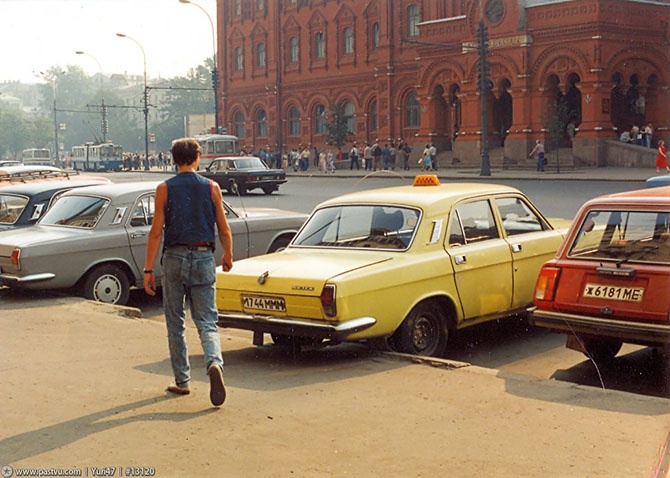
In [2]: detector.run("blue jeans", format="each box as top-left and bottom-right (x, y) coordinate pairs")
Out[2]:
(162, 246), (223, 388)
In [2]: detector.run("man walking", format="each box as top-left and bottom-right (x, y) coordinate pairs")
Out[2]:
(144, 138), (233, 407)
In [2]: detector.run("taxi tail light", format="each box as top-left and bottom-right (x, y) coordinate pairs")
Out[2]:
(10, 248), (20, 266)
(320, 284), (337, 317)
(534, 266), (561, 303)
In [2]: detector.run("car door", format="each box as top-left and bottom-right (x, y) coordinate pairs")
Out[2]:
(494, 196), (566, 309)
(126, 193), (159, 281)
(446, 199), (514, 320)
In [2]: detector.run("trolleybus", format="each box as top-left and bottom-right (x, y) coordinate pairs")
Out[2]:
(71, 143), (124, 171)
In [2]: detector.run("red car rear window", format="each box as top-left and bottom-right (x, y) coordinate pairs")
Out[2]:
(568, 209), (670, 265)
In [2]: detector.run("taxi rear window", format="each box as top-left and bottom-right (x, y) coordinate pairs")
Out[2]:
(568, 209), (670, 265)
(293, 205), (420, 250)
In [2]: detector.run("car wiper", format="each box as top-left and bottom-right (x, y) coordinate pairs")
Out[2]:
(616, 244), (659, 266)
(596, 244), (628, 258)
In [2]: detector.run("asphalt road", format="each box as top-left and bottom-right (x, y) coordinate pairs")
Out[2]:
(109, 169), (643, 220)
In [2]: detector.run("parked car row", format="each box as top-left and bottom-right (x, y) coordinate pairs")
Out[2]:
(1, 166), (667, 365)
(0, 181), (307, 305)
(214, 175), (669, 363)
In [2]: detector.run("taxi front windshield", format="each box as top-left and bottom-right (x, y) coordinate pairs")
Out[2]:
(292, 205), (420, 250)
(0, 194), (28, 224)
(568, 209), (670, 265)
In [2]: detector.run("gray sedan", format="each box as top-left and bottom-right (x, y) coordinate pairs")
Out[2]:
(0, 181), (308, 305)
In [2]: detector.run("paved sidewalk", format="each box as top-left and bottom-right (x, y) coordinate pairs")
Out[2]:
(286, 164), (662, 183)
(1, 296), (668, 477)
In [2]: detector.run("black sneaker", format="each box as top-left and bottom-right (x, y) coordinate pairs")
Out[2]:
(207, 363), (226, 406)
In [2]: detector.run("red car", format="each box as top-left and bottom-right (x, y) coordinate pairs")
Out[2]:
(529, 187), (670, 363)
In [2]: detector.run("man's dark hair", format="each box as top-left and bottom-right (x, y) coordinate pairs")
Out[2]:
(171, 138), (201, 166)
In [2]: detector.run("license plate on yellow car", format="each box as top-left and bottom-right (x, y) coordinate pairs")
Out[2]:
(582, 284), (644, 302)
(242, 295), (287, 312)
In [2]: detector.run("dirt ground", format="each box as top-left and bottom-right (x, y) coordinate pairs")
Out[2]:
(1, 296), (669, 478)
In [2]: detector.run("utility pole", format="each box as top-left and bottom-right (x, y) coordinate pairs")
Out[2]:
(477, 19), (491, 177)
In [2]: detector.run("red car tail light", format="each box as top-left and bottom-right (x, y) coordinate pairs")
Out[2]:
(534, 266), (561, 303)
(10, 248), (20, 266)
(320, 284), (337, 317)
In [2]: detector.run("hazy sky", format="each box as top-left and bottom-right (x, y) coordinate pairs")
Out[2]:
(0, 0), (217, 84)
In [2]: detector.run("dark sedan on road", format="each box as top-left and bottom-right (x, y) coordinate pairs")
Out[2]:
(199, 156), (287, 195)
(0, 181), (307, 305)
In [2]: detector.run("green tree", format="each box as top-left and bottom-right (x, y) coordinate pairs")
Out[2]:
(541, 97), (569, 174)
(324, 102), (353, 149)
(152, 59), (215, 152)
(3, 58), (216, 159)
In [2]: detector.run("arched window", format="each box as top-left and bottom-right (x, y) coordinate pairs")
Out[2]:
(234, 111), (246, 138)
(256, 109), (268, 137)
(235, 47), (243, 71)
(315, 32), (326, 59)
(408, 5), (420, 38)
(372, 22), (380, 50)
(289, 107), (301, 136)
(405, 92), (420, 127)
(343, 27), (354, 55)
(315, 104), (327, 134)
(290, 37), (299, 63)
(369, 99), (378, 132)
(343, 101), (356, 133)
(257, 43), (266, 68)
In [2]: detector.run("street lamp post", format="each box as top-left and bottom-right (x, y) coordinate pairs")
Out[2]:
(36, 71), (61, 165)
(75, 50), (107, 142)
(179, 0), (220, 133)
(115, 33), (149, 165)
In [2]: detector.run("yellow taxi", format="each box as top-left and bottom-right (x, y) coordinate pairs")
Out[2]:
(216, 175), (570, 356)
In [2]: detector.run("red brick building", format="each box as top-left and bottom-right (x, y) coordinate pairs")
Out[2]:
(216, 0), (669, 168)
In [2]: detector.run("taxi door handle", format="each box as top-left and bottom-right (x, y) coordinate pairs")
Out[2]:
(511, 243), (522, 253)
(454, 255), (467, 265)
(130, 231), (148, 238)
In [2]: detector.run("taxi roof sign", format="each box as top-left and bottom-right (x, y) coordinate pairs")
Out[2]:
(413, 174), (440, 186)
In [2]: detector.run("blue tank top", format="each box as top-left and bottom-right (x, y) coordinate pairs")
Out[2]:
(164, 172), (216, 248)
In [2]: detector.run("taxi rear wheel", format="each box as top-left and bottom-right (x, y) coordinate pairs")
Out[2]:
(396, 302), (448, 357)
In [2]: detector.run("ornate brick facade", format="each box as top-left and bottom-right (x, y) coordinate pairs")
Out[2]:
(217, 0), (669, 167)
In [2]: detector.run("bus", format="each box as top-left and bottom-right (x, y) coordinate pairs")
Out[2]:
(193, 134), (239, 168)
(21, 148), (52, 166)
(71, 143), (124, 171)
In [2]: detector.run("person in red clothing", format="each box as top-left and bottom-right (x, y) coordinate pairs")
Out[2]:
(656, 140), (668, 174)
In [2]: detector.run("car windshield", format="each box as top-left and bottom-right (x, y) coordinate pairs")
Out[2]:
(233, 157), (266, 169)
(39, 194), (109, 229)
(0, 194), (28, 224)
(292, 205), (420, 250)
(568, 209), (670, 265)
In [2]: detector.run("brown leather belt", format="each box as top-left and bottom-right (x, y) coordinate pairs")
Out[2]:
(175, 242), (214, 251)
